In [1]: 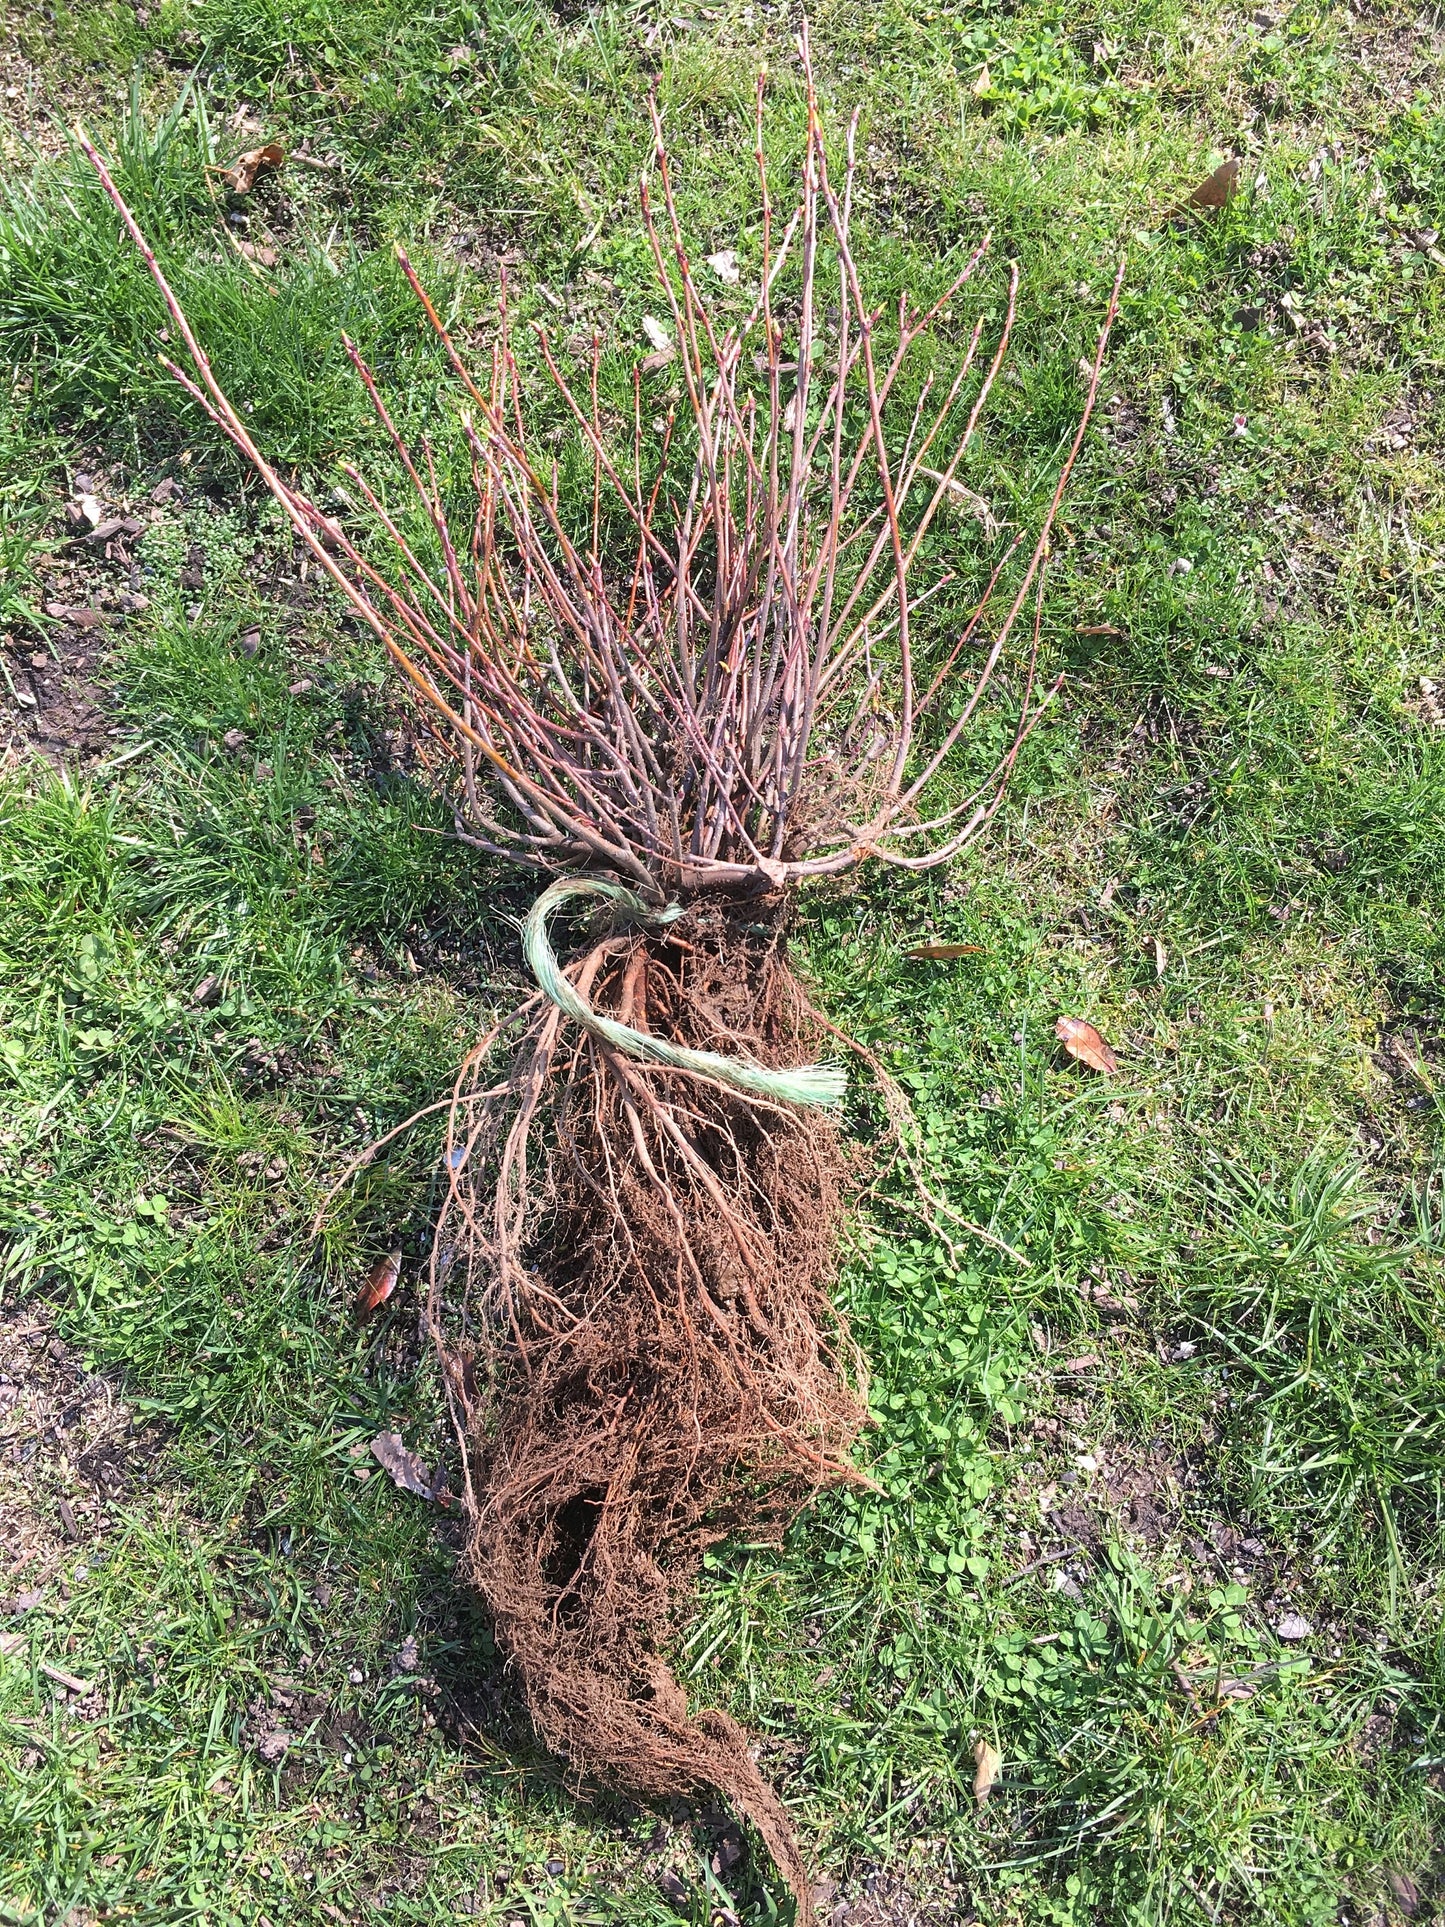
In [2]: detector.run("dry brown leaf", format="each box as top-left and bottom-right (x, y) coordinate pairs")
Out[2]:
(235, 238), (280, 268)
(220, 143), (285, 194)
(1386, 1873), (1421, 1915)
(369, 1430), (436, 1499)
(44, 602), (106, 630)
(1083, 1272), (1138, 1317)
(355, 1248), (401, 1322)
(76, 515), (144, 545)
(1217, 1677), (1257, 1701)
(906, 942), (985, 959)
(1055, 1016), (1119, 1075)
(1182, 157), (1239, 213)
(916, 466), (1001, 536)
(973, 1738), (1002, 1805)
(1075, 622), (1123, 636)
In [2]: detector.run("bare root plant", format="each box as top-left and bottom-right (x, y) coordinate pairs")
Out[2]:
(80, 39), (1118, 1908)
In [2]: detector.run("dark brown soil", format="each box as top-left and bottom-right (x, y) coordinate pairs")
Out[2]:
(0, 459), (169, 767)
(0, 1300), (164, 1627)
(2, 620), (117, 764)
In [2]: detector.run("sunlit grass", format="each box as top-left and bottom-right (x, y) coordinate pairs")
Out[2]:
(0, 0), (1441, 1920)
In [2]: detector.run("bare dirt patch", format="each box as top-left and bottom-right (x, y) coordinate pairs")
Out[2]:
(2, 621), (118, 765)
(0, 460), (175, 767)
(0, 1298), (164, 1608)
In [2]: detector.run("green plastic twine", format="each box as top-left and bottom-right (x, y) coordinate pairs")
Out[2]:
(521, 877), (846, 1110)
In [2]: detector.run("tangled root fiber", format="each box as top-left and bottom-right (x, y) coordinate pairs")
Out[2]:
(430, 905), (868, 1904)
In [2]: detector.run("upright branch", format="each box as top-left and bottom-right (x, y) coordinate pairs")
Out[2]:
(76, 43), (1121, 907)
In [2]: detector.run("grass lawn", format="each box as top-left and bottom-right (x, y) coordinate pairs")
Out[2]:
(0, 0), (1443, 1921)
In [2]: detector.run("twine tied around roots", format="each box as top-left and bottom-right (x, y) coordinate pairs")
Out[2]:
(521, 877), (847, 1110)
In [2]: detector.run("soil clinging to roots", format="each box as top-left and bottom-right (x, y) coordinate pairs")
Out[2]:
(428, 901), (868, 1902)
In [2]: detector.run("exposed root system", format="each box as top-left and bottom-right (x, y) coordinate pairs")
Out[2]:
(427, 903), (868, 1902)
(76, 61), (1121, 1905)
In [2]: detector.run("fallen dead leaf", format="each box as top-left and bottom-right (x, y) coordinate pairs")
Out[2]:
(1083, 1273), (1138, 1317)
(916, 466), (1001, 536)
(1179, 157), (1239, 214)
(1216, 1677), (1257, 1702)
(712, 1836), (743, 1874)
(74, 515), (144, 545)
(1055, 1016), (1119, 1075)
(1075, 622), (1123, 636)
(44, 602), (106, 630)
(973, 1738), (1002, 1805)
(906, 942), (985, 959)
(641, 315), (672, 354)
(219, 143), (285, 194)
(1386, 1872), (1421, 1916)
(235, 238), (280, 268)
(355, 1248), (402, 1322)
(704, 249), (740, 285)
(370, 1431), (437, 1499)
